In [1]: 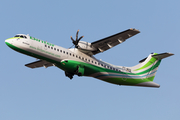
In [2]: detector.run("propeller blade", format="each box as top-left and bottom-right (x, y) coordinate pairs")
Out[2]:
(76, 30), (79, 41)
(69, 30), (84, 48)
(69, 44), (75, 49)
(78, 36), (84, 42)
(70, 36), (75, 42)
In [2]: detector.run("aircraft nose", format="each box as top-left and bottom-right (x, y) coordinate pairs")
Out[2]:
(5, 38), (13, 47)
(5, 39), (9, 43)
(5, 38), (11, 44)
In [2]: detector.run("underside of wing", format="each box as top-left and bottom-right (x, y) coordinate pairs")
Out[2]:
(91, 28), (140, 55)
(25, 60), (53, 69)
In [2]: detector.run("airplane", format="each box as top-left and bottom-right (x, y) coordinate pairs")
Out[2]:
(5, 28), (174, 88)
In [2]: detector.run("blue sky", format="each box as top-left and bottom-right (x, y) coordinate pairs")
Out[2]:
(1, 0), (180, 120)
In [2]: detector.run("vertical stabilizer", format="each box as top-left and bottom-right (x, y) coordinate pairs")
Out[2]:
(130, 53), (174, 82)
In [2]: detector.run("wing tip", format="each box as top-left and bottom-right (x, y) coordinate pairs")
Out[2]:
(129, 28), (140, 33)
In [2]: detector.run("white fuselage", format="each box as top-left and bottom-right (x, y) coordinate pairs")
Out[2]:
(6, 33), (170, 88)
(5, 35), (123, 72)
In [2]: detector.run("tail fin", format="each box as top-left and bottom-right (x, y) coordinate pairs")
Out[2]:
(130, 52), (174, 82)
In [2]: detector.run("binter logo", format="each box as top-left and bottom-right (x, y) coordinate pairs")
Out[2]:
(30, 36), (54, 47)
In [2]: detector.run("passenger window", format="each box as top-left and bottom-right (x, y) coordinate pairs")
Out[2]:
(101, 64), (103, 66)
(88, 60), (90, 62)
(76, 55), (78, 58)
(63, 51), (65, 53)
(60, 50), (62, 52)
(51, 47), (53, 49)
(82, 57), (84, 60)
(79, 56), (81, 59)
(54, 48), (56, 50)
(45, 45), (47, 47)
(92, 61), (93, 63)
(48, 46), (50, 48)
(57, 49), (59, 51)
(85, 58), (87, 61)
(73, 54), (75, 57)
(66, 52), (68, 55)
(70, 53), (71, 56)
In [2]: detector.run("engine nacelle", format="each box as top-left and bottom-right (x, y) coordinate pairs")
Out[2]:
(77, 41), (96, 51)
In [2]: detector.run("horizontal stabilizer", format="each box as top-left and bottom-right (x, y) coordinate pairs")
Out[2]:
(152, 53), (174, 60)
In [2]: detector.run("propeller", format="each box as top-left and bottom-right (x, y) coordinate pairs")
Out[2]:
(70, 30), (84, 48)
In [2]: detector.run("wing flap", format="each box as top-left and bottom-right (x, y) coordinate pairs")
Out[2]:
(91, 28), (140, 55)
(25, 60), (53, 69)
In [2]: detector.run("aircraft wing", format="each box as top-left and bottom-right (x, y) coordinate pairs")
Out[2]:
(25, 60), (53, 68)
(91, 28), (140, 55)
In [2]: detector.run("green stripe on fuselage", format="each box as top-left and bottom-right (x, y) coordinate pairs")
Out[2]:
(102, 76), (155, 86)
(5, 42), (160, 86)
(60, 60), (160, 77)
(135, 57), (157, 71)
(5, 42), (60, 64)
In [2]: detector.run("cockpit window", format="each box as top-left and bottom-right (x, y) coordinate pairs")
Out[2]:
(15, 35), (20, 37)
(14, 35), (23, 38)
(14, 35), (27, 39)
